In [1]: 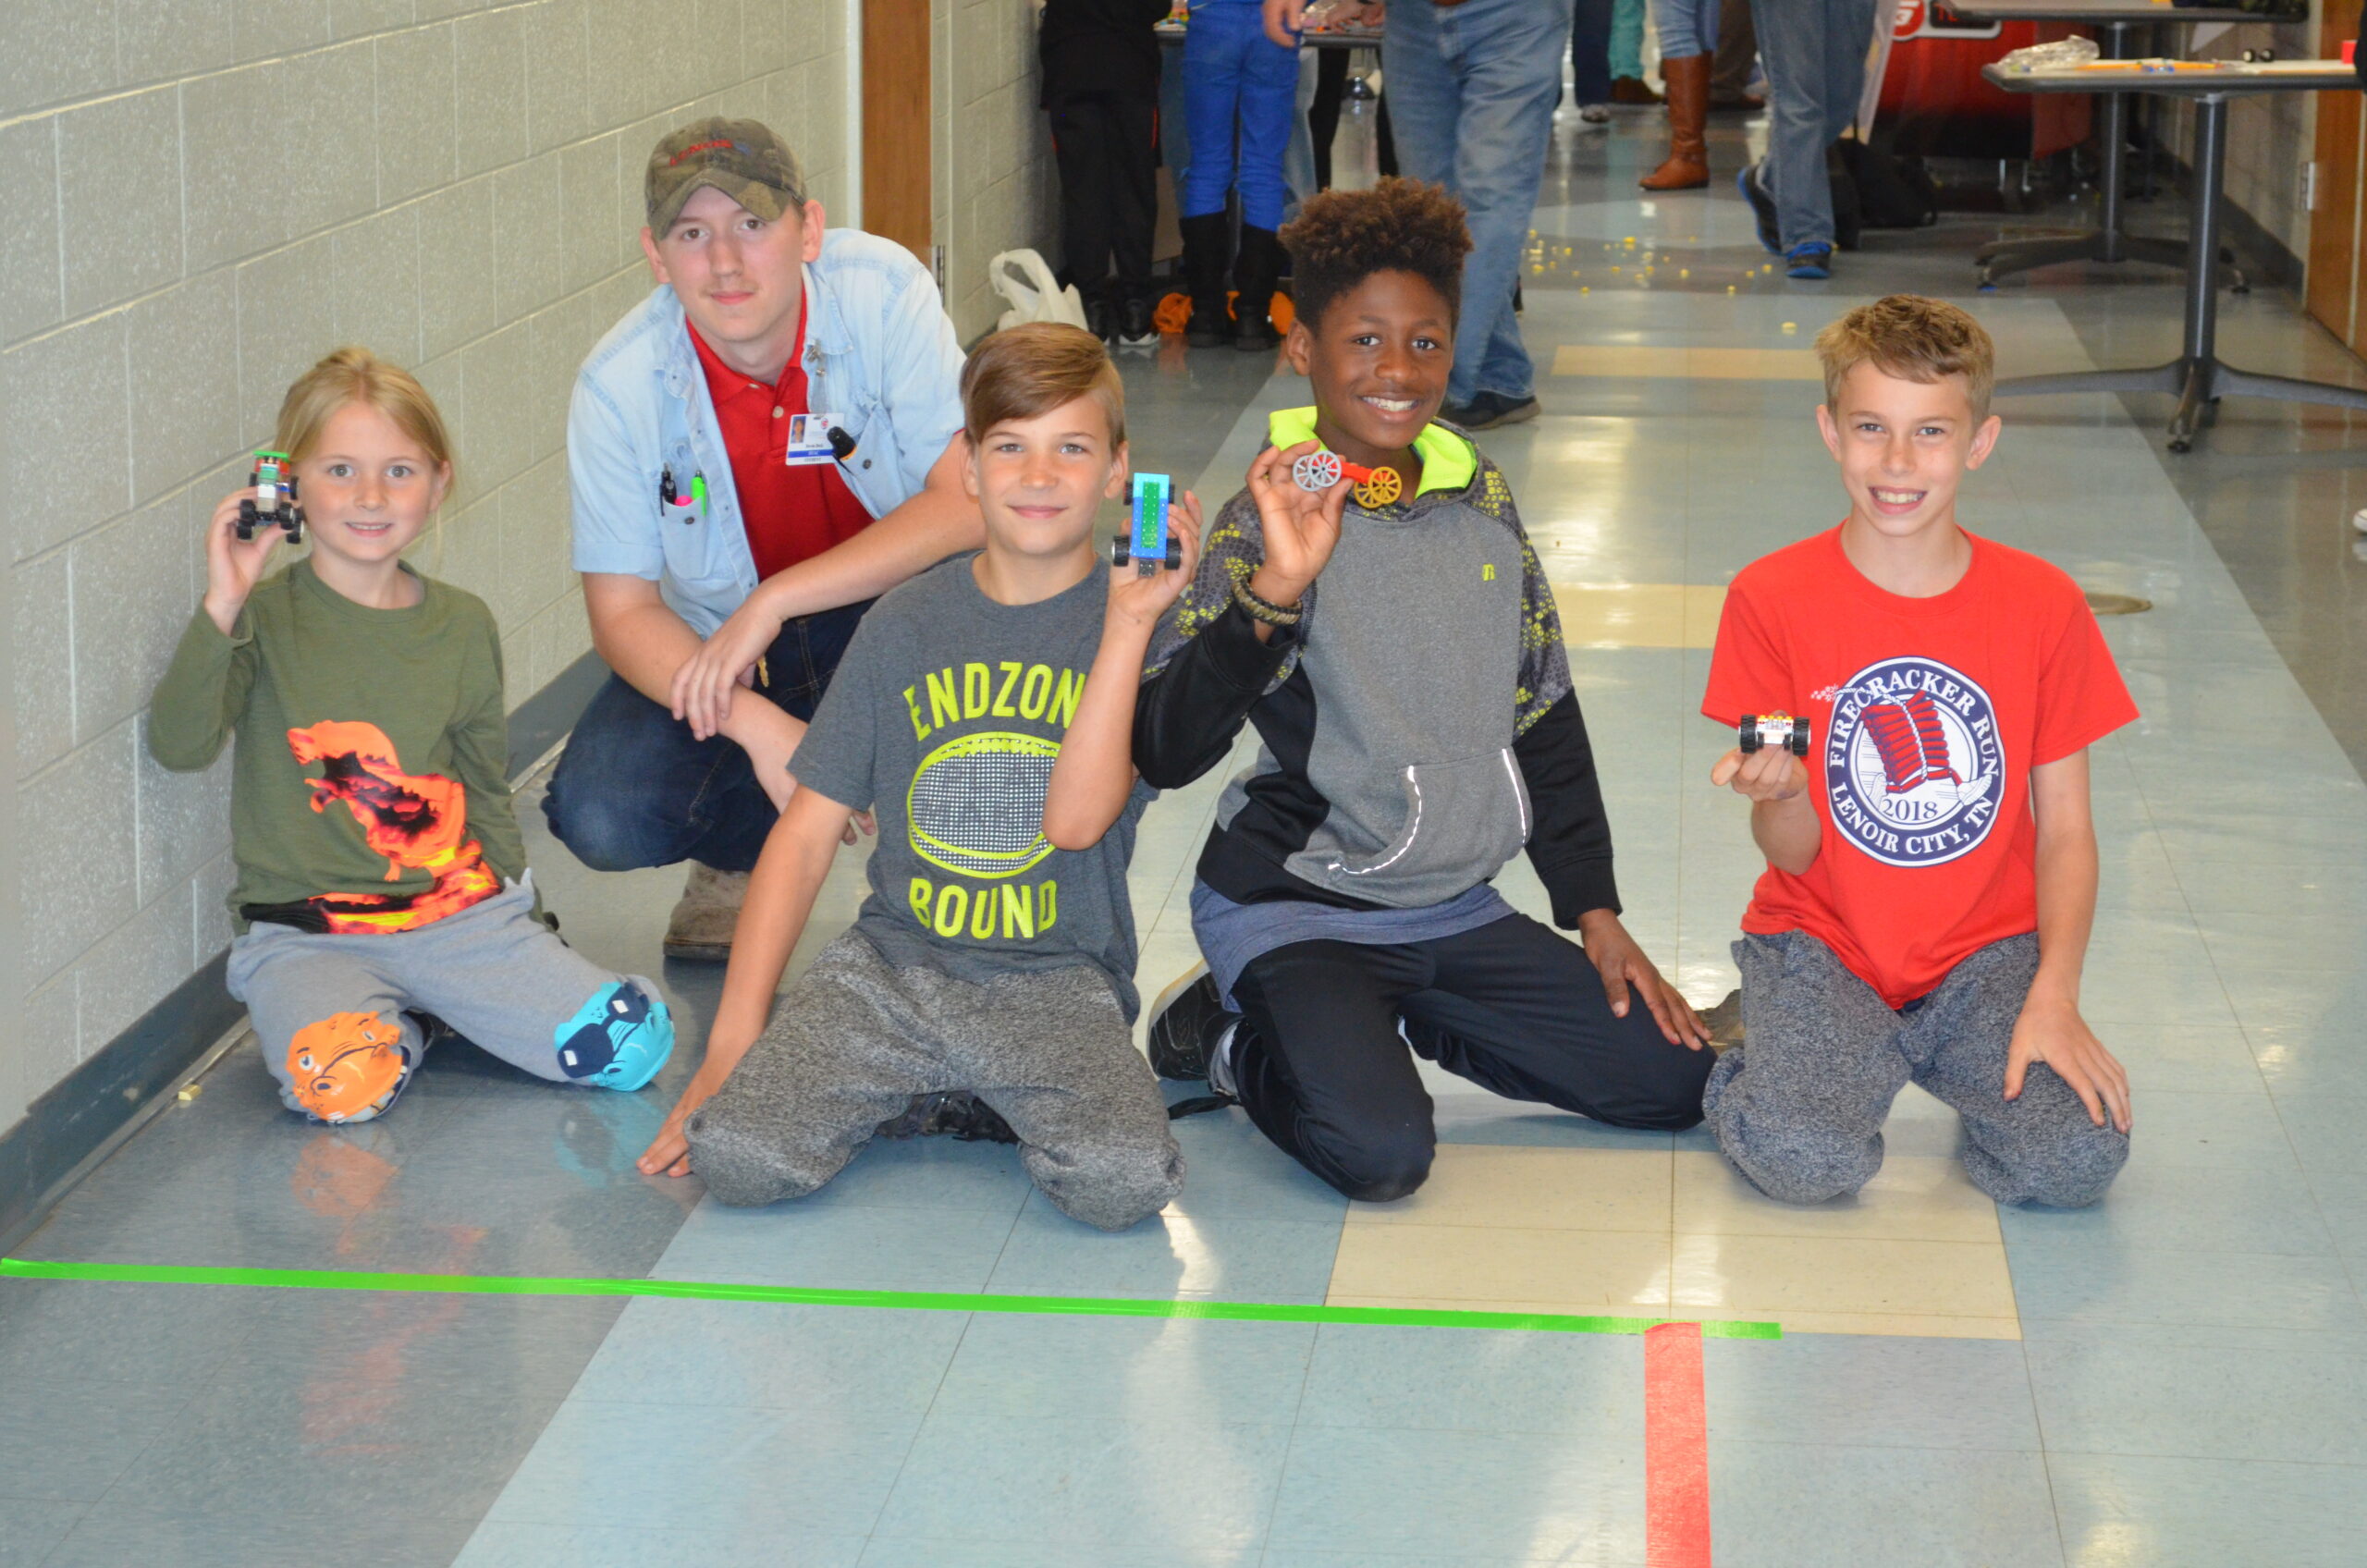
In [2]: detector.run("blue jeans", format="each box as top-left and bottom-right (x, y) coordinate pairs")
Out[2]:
(542, 600), (871, 875)
(1385, 0), (1569, 405)
(1571, 0), (1613, 104)
(1180, 1), (1300, 227)
(1650, 0), (1720, 57)
(1752, 0), (1880, 250)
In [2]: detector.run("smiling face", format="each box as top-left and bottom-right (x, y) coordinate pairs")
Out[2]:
(962, 395), (1127, 564)
(295, 401), (450, 569)
(1816, 361), (2001, 543)
(1287, 268), (1453, 468)
(641, 183), (823, 376)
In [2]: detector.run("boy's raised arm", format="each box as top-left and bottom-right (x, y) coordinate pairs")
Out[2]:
(2008, 748), (2131, 1133)
(637, 783), (858, 1177)
(1047, 501), (1203, 849)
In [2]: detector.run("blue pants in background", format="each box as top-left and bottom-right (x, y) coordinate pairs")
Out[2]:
(1753, 0), (1880, 250)
(1180, 1), (1300, 227)
(1385, 0), (1569, 405)
(1651, 0), (1721, 58)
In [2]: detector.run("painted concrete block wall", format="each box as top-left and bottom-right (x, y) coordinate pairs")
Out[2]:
(2165, 16), (2318, 270)
(937, 0), (1059, 341)
(0, 0), (864, 1133)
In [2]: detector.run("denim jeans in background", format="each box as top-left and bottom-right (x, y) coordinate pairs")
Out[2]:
(1751, 0), (1881, 250)
(542, 600), (872, 876)
(1650, 0), (1720, 57)
(1385, 0), (1571, 406)
(1180, 0), (1300, 226)
(1571, 0), (1613, 105)
(1611, 0), (1647, 80)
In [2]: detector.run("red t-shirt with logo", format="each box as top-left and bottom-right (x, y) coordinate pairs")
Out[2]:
(689, 305), (875, 582)
(1700, 526), (2138, 1008)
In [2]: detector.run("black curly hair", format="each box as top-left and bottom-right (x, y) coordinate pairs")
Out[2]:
(1280, 178), (1474, 335)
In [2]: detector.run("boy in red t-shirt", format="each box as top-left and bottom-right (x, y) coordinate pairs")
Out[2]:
(1699, 296), (2135, 1208)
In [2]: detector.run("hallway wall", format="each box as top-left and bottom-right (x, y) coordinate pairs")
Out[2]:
(0, 0), (883, 1134)
(935, 0), (1059, 341)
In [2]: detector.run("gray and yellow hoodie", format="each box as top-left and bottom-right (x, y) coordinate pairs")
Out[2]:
(1135, 410), (1624, 984)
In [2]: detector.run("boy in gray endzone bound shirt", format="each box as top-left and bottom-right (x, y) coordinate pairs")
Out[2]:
(634, 325), (1194, 1231)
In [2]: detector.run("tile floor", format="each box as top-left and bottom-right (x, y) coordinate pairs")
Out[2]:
(8, 93), (2367, 1567)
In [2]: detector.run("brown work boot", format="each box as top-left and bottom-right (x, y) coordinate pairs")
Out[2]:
(663, 863), (749, 962)
(1639, 53), (1711, 191)
(1611, 75), (1661, 105)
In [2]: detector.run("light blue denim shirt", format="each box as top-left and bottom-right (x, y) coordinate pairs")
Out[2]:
(567, 228), (967, 637)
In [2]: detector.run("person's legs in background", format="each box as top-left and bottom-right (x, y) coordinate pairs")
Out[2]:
(1571, 0), (1614, 120)
(1233, 21), (1302, 350)
(1748, 0), (1878, 277)
(1310, 45), (1350, 189)
(1710, 0), (1761, 109)
(1387, 0), (1566, 423)
(1610, 0), (1659, 102)
(1180, 6), (1248, 347)
(1639, 0), (1717, 190)
(1109, 92), (1161, 344)
(1051, 94), (1120, 339)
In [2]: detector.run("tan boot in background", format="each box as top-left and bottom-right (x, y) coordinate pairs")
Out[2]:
(1639, 53), (1711, 190)
(663, 863), (750, 962)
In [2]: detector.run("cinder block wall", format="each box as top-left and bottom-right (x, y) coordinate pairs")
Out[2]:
(0, 0), (880, 1133)
(2163, 14), (2319, 275)
(938, 0), (1058, 341)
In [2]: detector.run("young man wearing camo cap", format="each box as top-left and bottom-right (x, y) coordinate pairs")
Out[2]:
(546, 117), (978, 958)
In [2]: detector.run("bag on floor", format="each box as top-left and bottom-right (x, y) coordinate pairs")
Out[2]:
(989, 249), (1090, 334)
(1832, 139), (1942, 232)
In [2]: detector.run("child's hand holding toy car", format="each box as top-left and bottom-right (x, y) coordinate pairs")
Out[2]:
(1711, 712), (1813, 804)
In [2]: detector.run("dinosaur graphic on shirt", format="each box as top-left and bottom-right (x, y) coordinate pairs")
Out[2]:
(286, 719), (501, 933)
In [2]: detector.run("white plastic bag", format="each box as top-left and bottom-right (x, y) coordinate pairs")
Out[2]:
(989, 248), (1089, 333)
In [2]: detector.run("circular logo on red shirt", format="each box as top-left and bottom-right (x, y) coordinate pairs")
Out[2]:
(1822, 656), (2005, 868)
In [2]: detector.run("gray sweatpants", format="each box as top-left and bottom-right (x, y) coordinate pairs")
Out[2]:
(685, 933), (1185, 1231)
(1704, 930), (2128, 1207)
(227, 878), (673, 1124)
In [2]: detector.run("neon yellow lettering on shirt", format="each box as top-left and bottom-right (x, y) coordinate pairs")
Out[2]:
(902, 686), (931, 742)
(1000, 882), (1036, 938)
(963, 663), (989, 719)
(1050, 669), (1085, 730)
(1018, 665), (1052, 720)
(992, 661), (1023, 717)
(926, 668), (961, 732)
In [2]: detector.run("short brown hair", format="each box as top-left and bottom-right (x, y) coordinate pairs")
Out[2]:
(274, 345), (456, 483)
(960, 323), (1125, 449)
(1814, 295), (1995, 421)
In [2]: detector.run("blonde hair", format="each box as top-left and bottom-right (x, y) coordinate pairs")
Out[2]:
(961, 323), (1125, 449)
(1814, 295), (1995, 422)
(273, 346), (457, 482)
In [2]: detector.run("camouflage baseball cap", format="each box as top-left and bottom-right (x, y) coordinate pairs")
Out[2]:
(644, 117), (807, 234)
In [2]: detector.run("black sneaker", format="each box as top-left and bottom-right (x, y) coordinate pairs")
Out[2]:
(1116, 293), (1158, 347)
(874, 1091), (1019, 1144)
(1438, 390), (1541, 431)
(1145, 964), (1237, 1083)
(1085, 294), (1117, 344)
(1737, 161), (1780, 255)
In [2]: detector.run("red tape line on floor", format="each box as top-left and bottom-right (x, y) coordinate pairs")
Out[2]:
(1645, 1319), (1714, 1568)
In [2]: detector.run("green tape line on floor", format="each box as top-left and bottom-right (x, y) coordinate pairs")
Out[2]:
(0, 1257), (1781, 1339)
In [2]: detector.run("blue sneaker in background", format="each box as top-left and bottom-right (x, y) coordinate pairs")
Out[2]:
(1785, 242), (1834, 280)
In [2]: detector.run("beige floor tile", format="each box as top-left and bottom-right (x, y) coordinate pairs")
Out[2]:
(1347, 1145), (1674, 1233)
(1673, 1151), (2003, 1244)
(1326, 1296), (1692, 1323)
(1670, 1232), (2019, 1324)
(1328, 1222), (1674, 1310)
(1548, 582), (1726, 649)
(1772, 1310), (2022, 1341)
(1551, 344), (1822, 381)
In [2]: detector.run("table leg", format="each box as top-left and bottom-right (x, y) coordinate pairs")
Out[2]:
(1976, 23), (2241, 292)
(2165, 92), (2226, 451)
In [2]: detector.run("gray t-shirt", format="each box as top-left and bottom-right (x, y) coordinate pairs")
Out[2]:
(791, 554), (1153, 1016)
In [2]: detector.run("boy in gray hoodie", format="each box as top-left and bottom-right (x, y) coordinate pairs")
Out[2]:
(1120, 178), (1713, 1201)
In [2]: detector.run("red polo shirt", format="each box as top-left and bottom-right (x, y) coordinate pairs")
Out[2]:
(689, 303), (875, 582)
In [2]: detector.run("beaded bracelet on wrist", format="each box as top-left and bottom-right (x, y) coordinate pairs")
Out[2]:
(1232, 580), (1304, 627)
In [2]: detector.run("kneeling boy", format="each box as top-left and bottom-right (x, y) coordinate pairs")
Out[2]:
(1130, 179), (1713, 1204)
(636, 324), (1188, 1230)
(1702, 295), (2134, 1207)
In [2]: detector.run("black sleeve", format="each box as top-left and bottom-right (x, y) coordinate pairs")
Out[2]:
(1132, 601), (1300, 790)
(1515, 689), (1622, 926)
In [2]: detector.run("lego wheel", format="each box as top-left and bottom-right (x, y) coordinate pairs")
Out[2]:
(236, 498), (260, 543)
(1737, 715), (1760, 754)
(1354, 466), (1403, 508)
(1111, 537), (1131, 567)
(1164, 539), (1183, 569)
(1293, 450), (1343, 492)
(1787, 720), (1810, 757)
